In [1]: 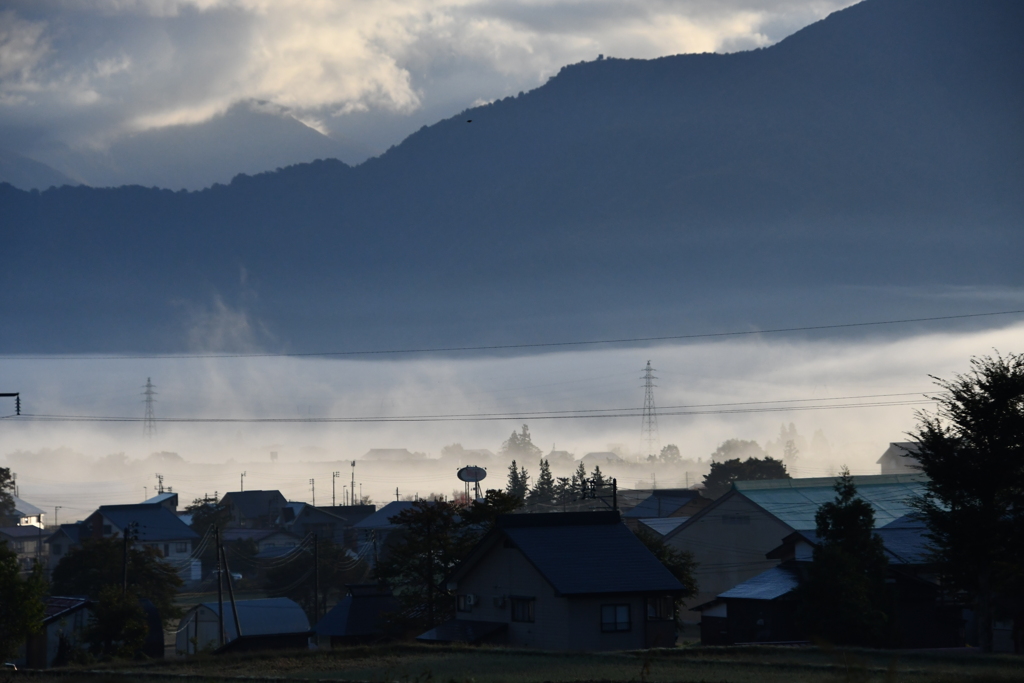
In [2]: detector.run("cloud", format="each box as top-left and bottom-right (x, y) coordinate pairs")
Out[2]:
(0, 0), (855, 151)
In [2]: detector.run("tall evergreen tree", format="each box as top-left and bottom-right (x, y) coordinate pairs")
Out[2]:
(796, 468), (889, 646)
(501, 424), (543, 461)
(591, 465), (606, 490)
(910, 352), (1024, 652)
(505, 460), (529, 501)
(528, 459), (557, 506)
(572, 461), (587, 496)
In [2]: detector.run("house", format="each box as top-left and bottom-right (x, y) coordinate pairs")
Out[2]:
(877, 442), (921, 474)
(696, 517), (961, 647)
(314, 584), (399, 646)
(45, 523), (86, 574)
(0, 526), (47, 573)
(663, 474), (928, 619)
(279, 503), (349, 544)
(22, 597), (93, 668)
(220, 490), (288, 529)
(620, 489), (710, 533)
(79, 502), (201, 579)
(140, 491), (179, 513)
(420, 511), (685, 650)
(580, 452), (623, 466)
(175, 597), (311, 654)
(5, 495), (45, 527)
(222, 528), (303, 557)
(318, 504), (377, 547)
(353, 501), (416, 565)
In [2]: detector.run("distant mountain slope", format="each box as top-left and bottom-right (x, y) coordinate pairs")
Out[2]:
(27, 102), (374, 190)
(3, 0), (1022, 353)
(0, 149), (77, 191)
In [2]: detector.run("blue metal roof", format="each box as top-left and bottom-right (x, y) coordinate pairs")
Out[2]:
(638, 517), (689, 536)
(197, 598), (310, 639)
(733, 474), (927, 529)
(97, 504), (199, 542)
(12, 496), (44, 518)
(353, 501), (416, 530)
(876, 515), (931, 565)
(718, 565), (801, 601)
(622, 492), (698, 518)
(499, 512), (684, 595)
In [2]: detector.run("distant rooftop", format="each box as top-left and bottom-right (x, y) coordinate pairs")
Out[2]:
(12, 496), (44, 518)
(353, 501), (417, 530)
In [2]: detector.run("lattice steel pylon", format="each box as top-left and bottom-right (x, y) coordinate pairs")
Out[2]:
(142, 378), (157, 438)
(641, 361), (659, 459)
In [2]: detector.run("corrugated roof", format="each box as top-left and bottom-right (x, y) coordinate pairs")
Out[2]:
(734, 474), (927, 529)
(353, 501), (416, 530)
(142, 492), (178, 506)
(197, 598), (310, 639)
(718, 565), (801, 601)
(622, 492), (698, 518)
(499, 512), (684, 595)
(638, 517), (689, 536)
(97, 505), (200, 542)
(876, 515), (931, 565)
(12, 496), (44, 518)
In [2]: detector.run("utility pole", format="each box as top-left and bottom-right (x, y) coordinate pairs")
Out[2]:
(0, 393), (20, 416)
(216, 525), (225, 647)
(313, 534), (320, 622)
(142, 378), (157, 438)
(221, 544), (242, 641)
(350, 461), (356, 506)
(332, 471), (339, 506)
(309, 479), (315, 507)
(240, 471), (246, 492)
(395, 487), (399, 502)
(641, 361), (660, 460)
(54, 506), (62, 527)
(122, 522), (138, 595)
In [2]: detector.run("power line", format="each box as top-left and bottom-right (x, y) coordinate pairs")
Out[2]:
(9, 397), (933, 425)
(1, 309), (1021, 361)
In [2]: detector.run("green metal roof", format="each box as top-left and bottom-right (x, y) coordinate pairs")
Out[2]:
(733, 474), (927, 530)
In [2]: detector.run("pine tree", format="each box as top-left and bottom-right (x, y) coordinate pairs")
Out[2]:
(506, 460), (529, 501)
(573, 461), (587, 496)
(528, 459), (556, 506)
(591, 464), (606, 490)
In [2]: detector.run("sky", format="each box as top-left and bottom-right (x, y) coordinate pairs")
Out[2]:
(0, 0), (856, 155)
(3, 318), (1021, 521)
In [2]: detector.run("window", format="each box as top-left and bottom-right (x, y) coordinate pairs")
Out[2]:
(646, 596), (674, 621)
(511, 597), (535, 623)
(601, 604), (631, 632)
(176, 542), (188, 553)
(457, 594), (472, 612)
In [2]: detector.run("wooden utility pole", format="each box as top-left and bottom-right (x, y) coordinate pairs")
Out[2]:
(313, 534), (320, 622)
(216, 526), (225, 647)
(221, 545), (242, 641)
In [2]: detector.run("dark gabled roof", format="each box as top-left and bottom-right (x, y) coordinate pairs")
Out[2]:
(0, 525), (47, 539)
(638, 517), (689, 536)
(221, 490), (287, 519)
(456, 511), (684, 596)
(877, 442), (920, 464)
(97, 505), (200, 542)
(717, 564), (801, 601)
(12, 496), (44, 518)
(194, 598), (310, 639)
(622, 491), (700, 518)
(45, 523), (85, 545)
(314, 585), (398, 637)
(318, 505), (376, 526)
(353, 501), (416, 530)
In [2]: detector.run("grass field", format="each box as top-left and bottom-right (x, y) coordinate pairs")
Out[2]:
(6, 644), (1021, 683)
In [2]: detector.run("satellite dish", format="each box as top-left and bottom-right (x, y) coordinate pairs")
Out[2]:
(457, 466), (487, 483)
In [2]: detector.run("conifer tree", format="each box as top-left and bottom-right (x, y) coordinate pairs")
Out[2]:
(591, 464), (606, 490)
(505, 460), (529, 500)
(573, 461), (587, 496)
(528, 459), (557, 506)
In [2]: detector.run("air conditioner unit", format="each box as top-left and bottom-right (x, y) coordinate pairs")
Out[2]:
(466, 594), (477, 606)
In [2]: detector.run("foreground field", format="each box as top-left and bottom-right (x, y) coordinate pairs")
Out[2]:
(6, 644), (1021, 683)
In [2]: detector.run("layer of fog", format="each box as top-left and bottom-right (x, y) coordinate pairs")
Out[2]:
(2, 320), (1020, 523)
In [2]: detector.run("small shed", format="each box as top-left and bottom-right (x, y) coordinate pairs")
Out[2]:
(314, 584), (399, 646)
(24, 597), (93, 668)
(175, 598), (311, 655)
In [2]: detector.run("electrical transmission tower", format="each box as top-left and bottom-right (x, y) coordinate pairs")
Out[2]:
(641, 361), (660, 459)
(142, 378), (157, 438)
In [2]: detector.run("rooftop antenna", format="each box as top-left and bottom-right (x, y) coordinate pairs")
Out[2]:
(142, 378), (157, 438)
(641, 361), (660, 460)
(155, 473), (164, 494)
(240, 471), (246, 492)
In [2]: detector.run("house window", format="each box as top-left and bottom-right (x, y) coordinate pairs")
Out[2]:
(457, 594), (472, 612)
(646, 596), (674, 621)
(601, 604), (631, 632)
(176, 542), (188, 553)
(511, 597), (535, 623)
